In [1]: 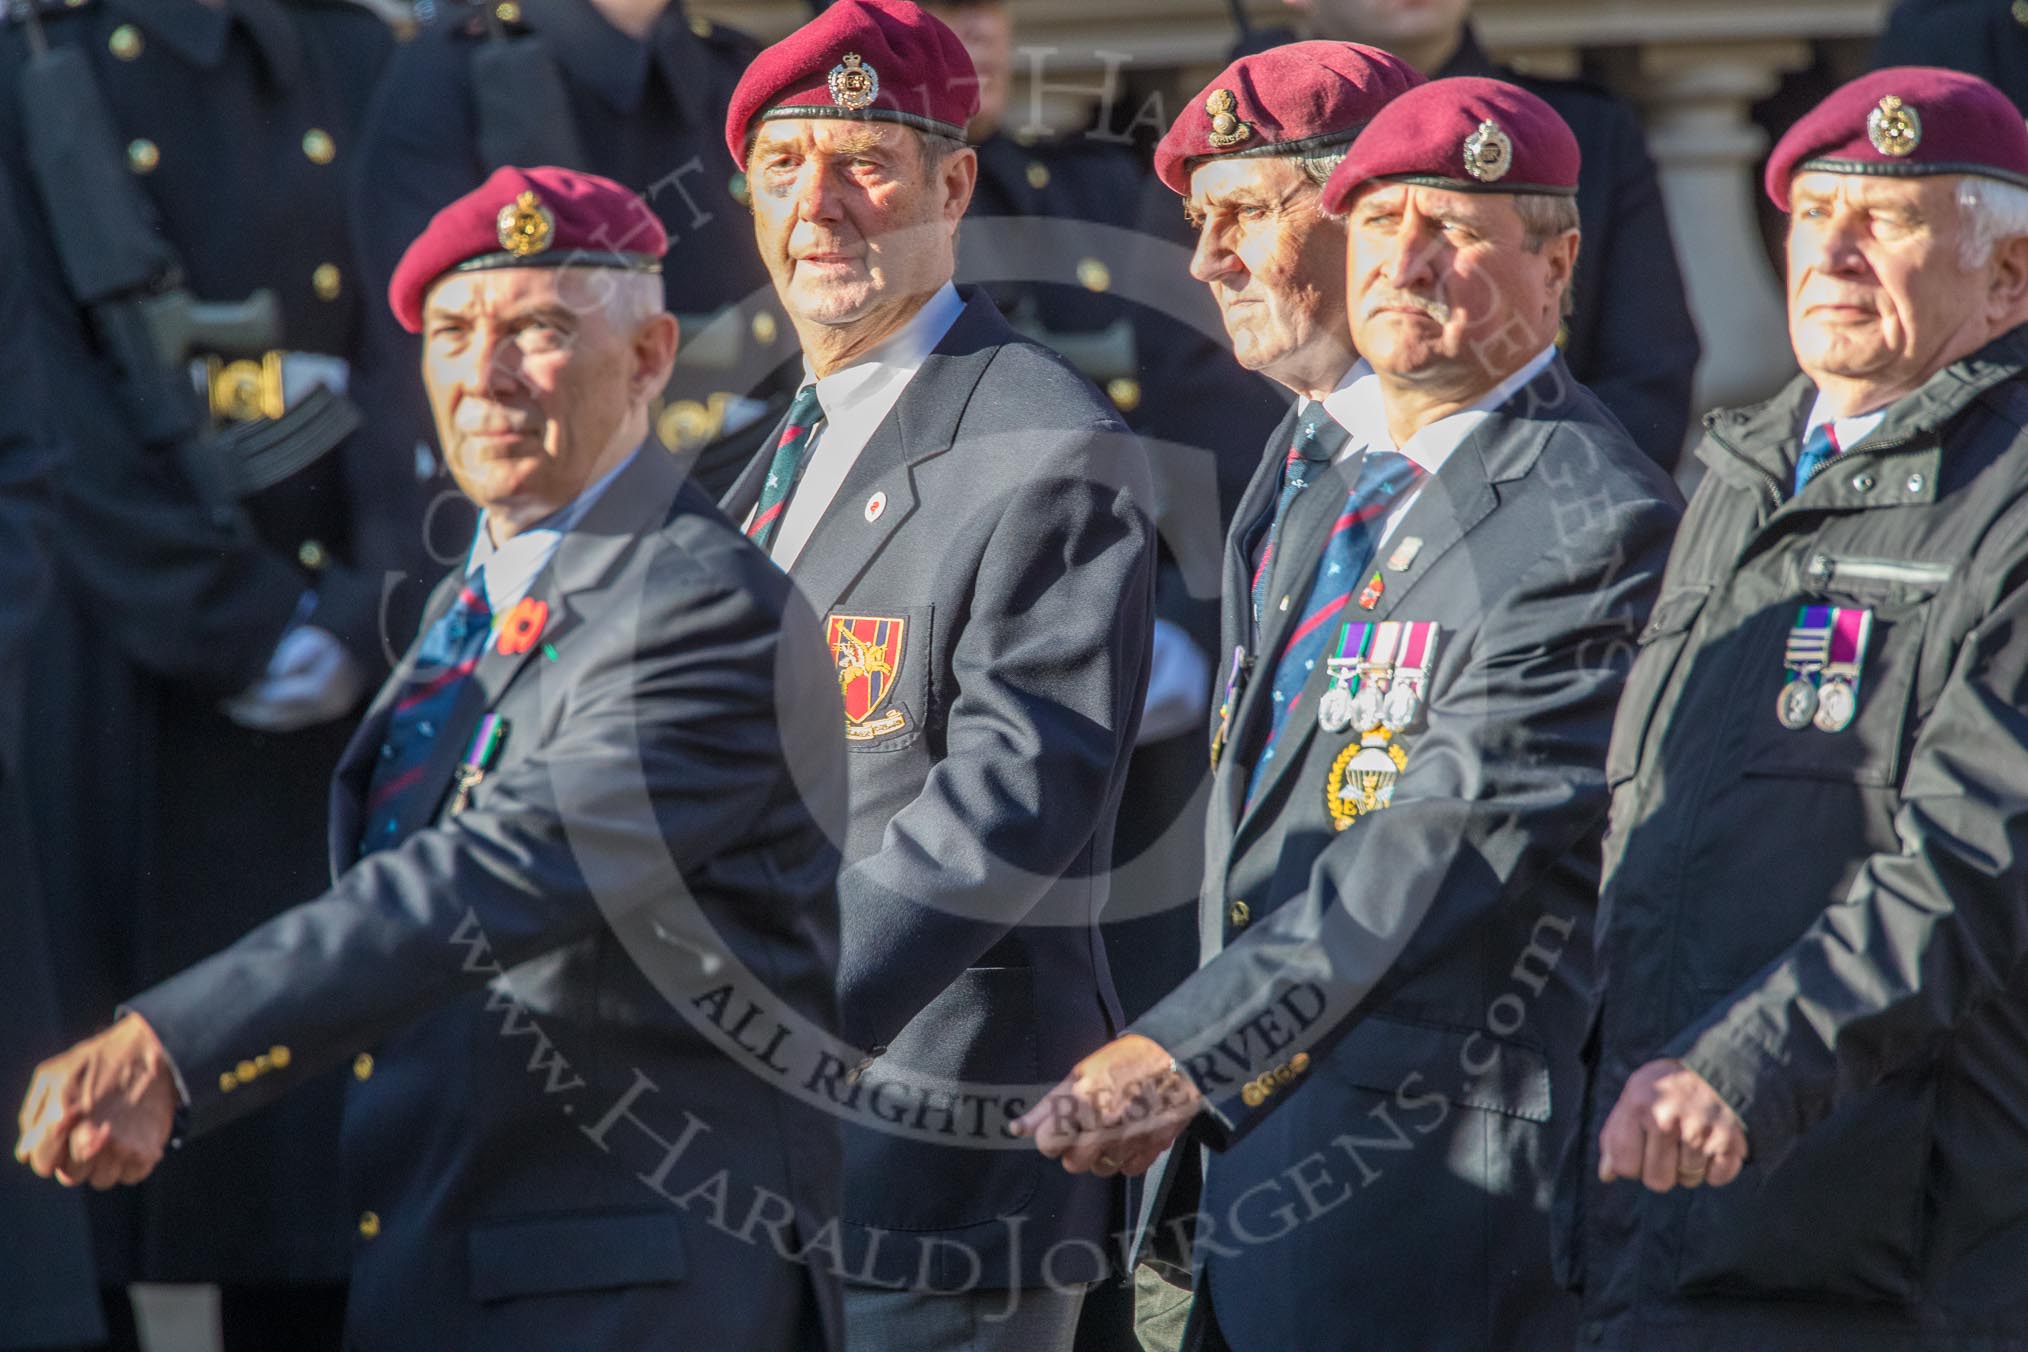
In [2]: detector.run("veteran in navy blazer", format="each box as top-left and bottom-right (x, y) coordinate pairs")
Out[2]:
(1022, 80), (1682, 1351)
(720, 3), (1155, 1347)
(15, 168), (848, 1352)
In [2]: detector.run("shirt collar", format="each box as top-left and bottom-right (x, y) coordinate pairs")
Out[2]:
(1346, 345), (1559, 475)
(466, 445), (641, 612)
(1803, 389), (1891, 456)
(802, 282), (965, 414)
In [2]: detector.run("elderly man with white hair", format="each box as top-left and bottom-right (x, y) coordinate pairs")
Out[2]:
(1568, 67), (2028, 1352)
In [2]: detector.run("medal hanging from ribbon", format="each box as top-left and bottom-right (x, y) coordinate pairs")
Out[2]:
(448, 713), (508, 815)
(1813, 606), (1873, 733)
(1211, 645), (1249, 770)
(1776, 604), (1871, 733)
(1316, 623), (1374, 734)
(1383, 621), (1441, 733)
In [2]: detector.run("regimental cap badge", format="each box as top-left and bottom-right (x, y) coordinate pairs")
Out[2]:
(1462, 119), (1513, 183)
(1867, 94), (1921, 158)
(828, 52), (880, 111)
(1204, 88), (1253, 150)
(496, 190), (554, 257)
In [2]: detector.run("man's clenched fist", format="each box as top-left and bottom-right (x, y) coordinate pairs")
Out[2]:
(16, 1013), (178, 1189)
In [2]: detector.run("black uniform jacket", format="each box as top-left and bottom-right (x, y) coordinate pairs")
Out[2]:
(1568, 326), (2028, 1351)
(1132, 360), (1681, 1352)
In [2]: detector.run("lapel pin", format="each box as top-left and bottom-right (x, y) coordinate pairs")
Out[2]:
(1386, 536), (1423, 572)
(865, 490), (887, 523)
(1358, 572), (1385, 610)
(496, 597), (548, 656)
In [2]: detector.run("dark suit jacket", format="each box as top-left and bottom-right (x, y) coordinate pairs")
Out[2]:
(128, 447), (848, 1352)
(723, 289), (1157, 1290)
(1131, 361), (1682, 1351)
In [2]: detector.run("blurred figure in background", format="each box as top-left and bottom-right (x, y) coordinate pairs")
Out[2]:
(0, 173), (103, 1352)
(349, 0), (790, 520)
(0, 0), (397, 1345)
(1873, 0), (2028, 113)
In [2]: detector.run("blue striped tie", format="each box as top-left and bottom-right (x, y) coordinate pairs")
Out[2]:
(1251, 403), (1342, 630)
(359, 571), (491, 854)
(1248, 450), (1424, 800)
(1794, 422), (1840, 492)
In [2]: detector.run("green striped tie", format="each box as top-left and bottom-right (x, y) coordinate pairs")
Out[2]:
(747, 385), (824, 553)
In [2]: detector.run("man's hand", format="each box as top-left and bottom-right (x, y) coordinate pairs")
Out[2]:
(15, 1013), (179, 1189)
(1010, 1034), (1202, 1177)
(1598, 1057), (1748, 1193)
(222, 625), (366, 733)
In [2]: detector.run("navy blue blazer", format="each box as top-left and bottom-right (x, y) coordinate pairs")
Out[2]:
(1133, 362), (1682, 1351)
(723, 290), (1158, 1291)
(129, 447), (849, 1352)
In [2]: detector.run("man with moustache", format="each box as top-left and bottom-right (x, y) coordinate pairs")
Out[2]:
(719, 2), (1154, 1347)
(1017, 77), (1681, 1352)
(1568, 68), (2028, 1351)
(16, 166), (849, 1352)
(1270, 0), (1700, 468)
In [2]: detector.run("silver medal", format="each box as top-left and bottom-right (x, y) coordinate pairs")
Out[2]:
(1381, 681), (1420, 732)
(1317, 684), (1356, 734)
(1348, 683), (1386, 734)
(1776, 677), (1817, 731)
(1813, 677), (1856, 733)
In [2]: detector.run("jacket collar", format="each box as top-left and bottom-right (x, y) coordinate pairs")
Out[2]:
(1698, 323), (2028, 490)
(516, 0), (712, 127)
(107, 0), (301, 81)
(1433, 23), (1499, 80)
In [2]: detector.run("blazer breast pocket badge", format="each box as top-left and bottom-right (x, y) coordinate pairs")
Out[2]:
(828, 613), (912, 742)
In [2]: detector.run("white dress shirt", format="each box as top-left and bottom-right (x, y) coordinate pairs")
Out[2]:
(755, 283), (966, 570)
(1327, 344), (1560, 549)
(467, 445), (639, 616)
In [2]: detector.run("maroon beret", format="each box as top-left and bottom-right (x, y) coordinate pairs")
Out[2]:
(724, 0), (978, 167)
(1321, 77), (1580, 213)
(1764, 66), (2028, 212)
(387, 166), (665, 334)
(1153, 41), (1425, 197)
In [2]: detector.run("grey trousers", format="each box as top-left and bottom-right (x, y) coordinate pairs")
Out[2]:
(844, 1283), (1086, 1352)
(1133, 1264), (1194, 1352)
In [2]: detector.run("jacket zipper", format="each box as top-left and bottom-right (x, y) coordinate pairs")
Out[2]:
(1805, 554), (1953, 590)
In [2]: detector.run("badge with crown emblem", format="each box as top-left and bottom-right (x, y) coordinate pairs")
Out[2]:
(1204, 88), (1254, 149)
(1463, 120), (1513, 183)
(496, 190), (554, 257)
(828, 52), (880, 111)
(1867, 95), (1922, 157)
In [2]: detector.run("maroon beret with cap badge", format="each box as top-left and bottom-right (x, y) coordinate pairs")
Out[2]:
(1321, 76), (1581, 214)
(1764, 66), (2028, 211)
(724, 0), (979, 167)
(387, 165), (665, 334)
(1153, 41), (1425, 197)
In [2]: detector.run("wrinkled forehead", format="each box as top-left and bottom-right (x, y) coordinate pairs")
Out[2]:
(749, 116), (921, 162)
(1186, 154), (1319, 208)
(1786, 168), (1964, 214)
(1347, 179), (1522, 229)
(422, 264), (616, 321)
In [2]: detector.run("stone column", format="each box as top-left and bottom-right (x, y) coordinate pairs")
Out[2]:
(1635, 40), (1814, 415)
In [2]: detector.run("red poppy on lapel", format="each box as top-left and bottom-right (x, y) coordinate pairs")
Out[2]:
(497, 597), (548, 656)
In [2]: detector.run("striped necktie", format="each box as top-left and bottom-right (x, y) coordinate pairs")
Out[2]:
(1794, 421), (1840, 493)
(1251, 402), (1343, 629)
(358, 571), (492, 855)
(1248, 449), (1425, 799)
(747, 385), (824, 554)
